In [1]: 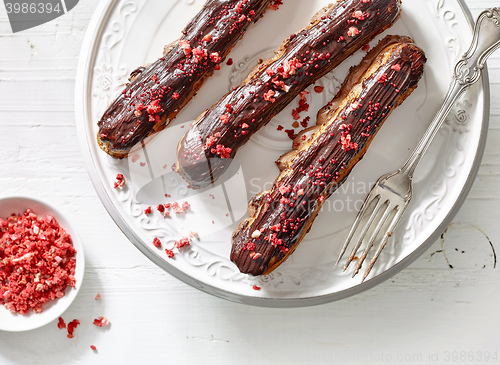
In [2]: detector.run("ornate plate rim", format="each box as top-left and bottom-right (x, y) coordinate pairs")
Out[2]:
(74, 0), (490, 307)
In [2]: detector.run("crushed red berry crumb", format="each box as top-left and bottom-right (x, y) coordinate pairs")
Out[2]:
(211, 144), (232, 158)
(165, 249), (174, 258)
(314, 86), (324, 93)
(339, 124), (358, 151)
(277, 58), (302, 78)
(174, 237), (190, 249)
(252, 285), (261, 290)
(134, 103), (144, 117)
(93, 316), (110, 327)
(300, 116), (310, 128)
(0, 209), (77, 315)
(67, 319), (80, 338)
(153, 237), (162, 248)
(90, 345), (97, 351)
(113, 174), (125, 189)
(220, 113), (230, 124)
(179, 40), (192, 56)
(58, 316), (66, 329)
(146, 99), (162, 115)
(209, 52), (221, 64)
(285, 129), (297, 140)
(291, 91), (309, 122)
(391, 64), (401, 72)
(95, 293), (101, 300)
(226, 58), (233, 66)
(377, 73), (388, 84)
(263, 89), (276, 103)
(347, 26), (360, 37)
(270, 0), (283, 10)
(171, 201), (190, 214)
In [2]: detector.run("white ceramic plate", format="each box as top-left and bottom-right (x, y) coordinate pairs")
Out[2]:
(0, 196), (85, 331)
(75, 0), (489, 307)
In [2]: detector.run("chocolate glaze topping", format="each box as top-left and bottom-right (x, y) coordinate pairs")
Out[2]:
(176, 0), (402, 188)
(230, 37), (426, 276)
(97, 0), (275, 158)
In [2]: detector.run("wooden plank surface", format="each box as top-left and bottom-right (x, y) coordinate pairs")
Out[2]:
(0, 1), (499, 364)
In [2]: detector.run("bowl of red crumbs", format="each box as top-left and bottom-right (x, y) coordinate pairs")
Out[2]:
(0, 196), (85, 331)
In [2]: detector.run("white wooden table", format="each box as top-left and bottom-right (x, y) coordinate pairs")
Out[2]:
(1, 1), (499, 364)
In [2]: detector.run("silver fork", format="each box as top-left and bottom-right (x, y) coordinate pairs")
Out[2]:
(337, 8), (500, 282)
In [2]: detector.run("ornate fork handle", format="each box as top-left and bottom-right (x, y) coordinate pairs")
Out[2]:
(401, 8), (500, 178)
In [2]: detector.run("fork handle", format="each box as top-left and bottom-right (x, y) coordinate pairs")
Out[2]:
(401, 8), (500, 178)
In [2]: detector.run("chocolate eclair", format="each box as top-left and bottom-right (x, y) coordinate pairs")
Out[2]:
(230, 35), (426, 276)
(176, 0), (402, 189)
(97, 0), (278, 158)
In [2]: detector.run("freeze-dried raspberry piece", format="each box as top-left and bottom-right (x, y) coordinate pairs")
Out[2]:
(93, 316), (110, 327)
(0, 209), (77, 315)
(174, 237), (190, 249)
(113, 174), (125, 189)
(57, 317), (66, 329)
(153, 237), (162, 248)
(67, 319), (80, 338)
(171, 201), (190, 214)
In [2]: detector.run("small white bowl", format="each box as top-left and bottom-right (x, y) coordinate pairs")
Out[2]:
(0, 196), (85, 332)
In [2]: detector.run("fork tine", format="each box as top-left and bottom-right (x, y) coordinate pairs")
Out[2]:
(342, 196), (384, 271)
(336, 192), (380, 265)
(361, 206), (407, 282)
(352, 201), (394, 276)
(336, 192), (381, 265)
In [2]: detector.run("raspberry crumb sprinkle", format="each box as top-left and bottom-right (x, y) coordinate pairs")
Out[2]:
(165, 248), (175, 258)
(58, 316), (66, 329)
(171, 201), (190, 214)
(153, 237), (162, 248)
(270, 0), (282, 10)
(113, 174), (125, 189)
(67, 319), (80, 338)
(174, 236), (190, 249)
(0, 209), (77, 315)
(93, 316), (110, 327)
